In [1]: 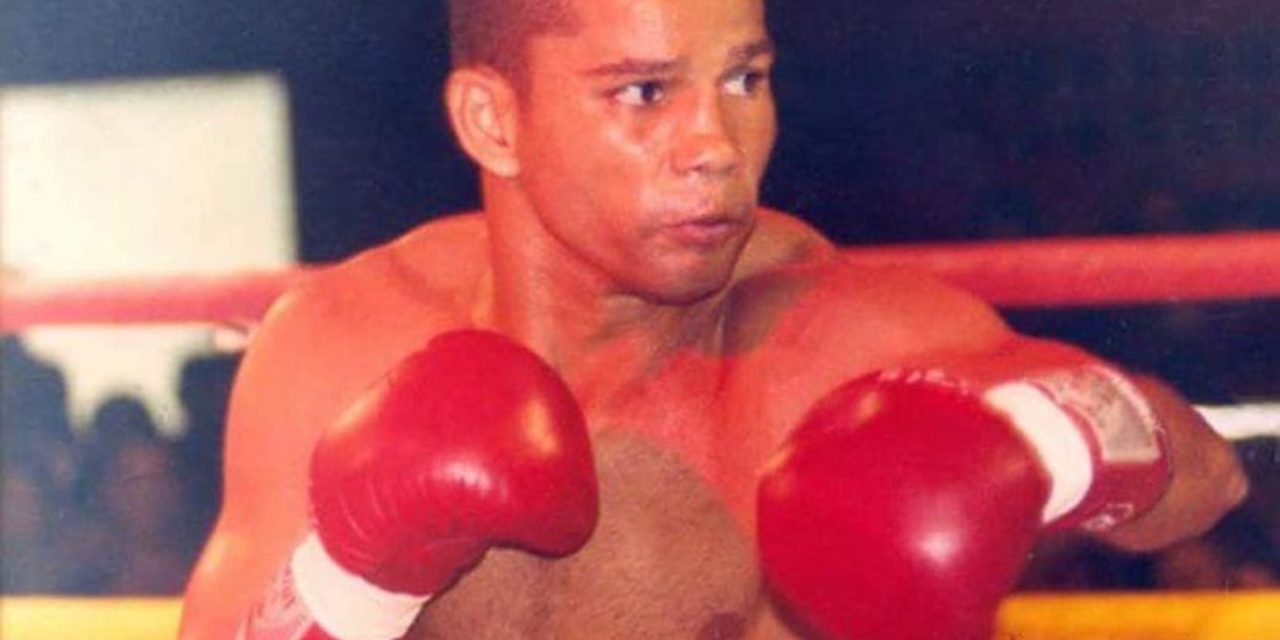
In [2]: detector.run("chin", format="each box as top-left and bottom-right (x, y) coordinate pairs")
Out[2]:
(626, 229), (752, 305)
(637, 264), (738, 306)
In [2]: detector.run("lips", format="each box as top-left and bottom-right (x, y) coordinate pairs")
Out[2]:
(662, 202), (753, 247)
(667, 217), (747, 246)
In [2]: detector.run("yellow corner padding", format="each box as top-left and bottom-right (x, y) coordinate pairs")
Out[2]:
(0, 597), (182, 639)
(994, 591), (1280, 640)
(2, 592), (1278, 639)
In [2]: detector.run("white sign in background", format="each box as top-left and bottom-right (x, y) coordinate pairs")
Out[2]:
(1, 73), (298, 436)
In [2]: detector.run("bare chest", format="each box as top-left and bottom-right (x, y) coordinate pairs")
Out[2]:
(406, 427), (778, 639)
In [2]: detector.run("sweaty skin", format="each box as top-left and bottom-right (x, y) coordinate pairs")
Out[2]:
(180, 0), (1245, 637)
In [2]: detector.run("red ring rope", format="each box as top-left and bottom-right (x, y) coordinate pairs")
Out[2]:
(1, 268), (310, 331)
(2, 231), (1279, 331)
(847, 231), (1280, 308)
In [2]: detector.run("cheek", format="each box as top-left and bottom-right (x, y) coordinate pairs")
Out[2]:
(739, 99), (778, 176)
(525, 103), (654, 185)
(518, 123), (647, 244)
(596, 110), (671, 181)
(571, 118), (670, 217)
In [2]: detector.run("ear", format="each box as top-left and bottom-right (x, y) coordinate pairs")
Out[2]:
(445, 67), (521, 178)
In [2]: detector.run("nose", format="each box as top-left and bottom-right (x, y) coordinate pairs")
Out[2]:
(671, 91), (742, 178)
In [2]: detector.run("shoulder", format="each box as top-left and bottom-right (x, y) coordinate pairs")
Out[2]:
(258, 211), (486, 349)
(306, 211), (487, 315)
(726, 249), (1012, 364)
(226, 210), (487, 471)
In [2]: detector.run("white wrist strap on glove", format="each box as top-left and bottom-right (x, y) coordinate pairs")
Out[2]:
(984, 382), (1094, 524)
(291, 533), (432, 640)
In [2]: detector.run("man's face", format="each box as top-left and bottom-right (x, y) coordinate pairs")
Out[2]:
(514, 0), (776, 304)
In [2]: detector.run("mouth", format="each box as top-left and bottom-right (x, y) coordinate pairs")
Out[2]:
(662, 203), (754, 247)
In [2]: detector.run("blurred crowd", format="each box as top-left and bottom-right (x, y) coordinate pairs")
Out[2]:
(1, 337), (228, 595)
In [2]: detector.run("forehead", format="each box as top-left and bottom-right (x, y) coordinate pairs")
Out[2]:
(532, 0), (768, 67)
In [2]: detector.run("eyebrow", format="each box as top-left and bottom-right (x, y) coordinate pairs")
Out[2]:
(581, 38), (776, 78)
(582, 57), (686, 78)
(726, 39), (775, 67)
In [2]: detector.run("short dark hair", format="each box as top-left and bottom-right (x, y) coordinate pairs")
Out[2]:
(448, 0), (581, 78)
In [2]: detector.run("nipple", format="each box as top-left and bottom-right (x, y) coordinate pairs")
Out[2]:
(698, 612), (747, 640)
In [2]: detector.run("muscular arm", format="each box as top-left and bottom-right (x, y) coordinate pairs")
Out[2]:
(906, 313), (1248, 551)
(179, 291), (336, 639)
(180, 253), (599, 639)
(872, 270), (1246, 550)
(753, 262), (1250, 638)
(179, 264), (426, 639)
(750, 261), (1247, 551)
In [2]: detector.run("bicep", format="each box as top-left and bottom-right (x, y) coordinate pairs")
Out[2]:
(180, 296), (336, 637)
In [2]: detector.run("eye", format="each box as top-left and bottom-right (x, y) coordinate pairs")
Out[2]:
(612, 80), (668, 107)
(724, 69), (768, 97)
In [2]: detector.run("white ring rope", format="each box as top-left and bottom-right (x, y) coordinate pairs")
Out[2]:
(1195, 403), (1280, 441)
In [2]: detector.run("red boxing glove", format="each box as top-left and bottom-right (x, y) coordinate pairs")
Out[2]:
(757, 354), (1169, 640)
(276, 330), (597, 640)
(310, 330), (598, 593)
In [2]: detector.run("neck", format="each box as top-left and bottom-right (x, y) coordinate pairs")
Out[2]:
(472, 176), (730, 387)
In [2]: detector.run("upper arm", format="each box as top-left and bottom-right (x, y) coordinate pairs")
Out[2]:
(852, 272), (1246, 549)
(870, 275), (1246, 548)
(181, 246), (459, 638)
(180, 286), (361, 638)
(808, 264), (1246, 548)
(735, 257), (1245, 552)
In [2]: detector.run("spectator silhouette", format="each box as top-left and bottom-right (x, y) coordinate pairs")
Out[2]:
(176, 352), (241, 550)
(80, 396), (197, 594)
(1, 337), (86, 593)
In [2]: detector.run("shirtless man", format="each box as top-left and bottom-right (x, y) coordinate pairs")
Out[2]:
(179, 0), (1247, 638)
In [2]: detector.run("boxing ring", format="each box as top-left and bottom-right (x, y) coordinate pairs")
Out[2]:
(3, 230), (1280, 638)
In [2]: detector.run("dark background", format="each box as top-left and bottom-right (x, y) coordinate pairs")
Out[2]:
(5, 1), (1280, 253)
(2, 0), (1278, 595)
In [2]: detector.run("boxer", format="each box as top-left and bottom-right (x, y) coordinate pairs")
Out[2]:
(179, 0), (1247, 637)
